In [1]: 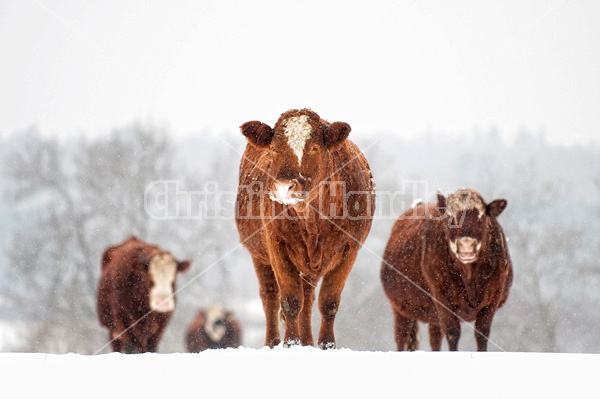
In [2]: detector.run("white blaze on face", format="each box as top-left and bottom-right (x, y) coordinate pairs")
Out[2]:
(447, 189), (486, 219)
(148, 253), (177, 312)
(283, 115), (312, 165)
(204, 304), (227, 342)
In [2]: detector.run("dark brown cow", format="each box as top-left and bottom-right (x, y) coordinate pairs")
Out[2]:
(381, 189), (513, 351)
(97, 236), (192, 353)
(235, 109), (375, 349)
(186, 305), (242, 352)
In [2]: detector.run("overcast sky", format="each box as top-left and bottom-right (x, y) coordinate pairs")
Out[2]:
(1, 0), (599, 145)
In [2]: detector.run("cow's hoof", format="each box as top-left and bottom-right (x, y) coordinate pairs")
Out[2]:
(318, 341), (336, 350)
(283, 338), (301, 348)
(124, 342), (137, 354)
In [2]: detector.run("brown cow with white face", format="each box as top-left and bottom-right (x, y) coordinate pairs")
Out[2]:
(381, 189), (513, 351)
(186, 305), (242, 352)
(97, 236), (192, 353)
(236, 108), (375, 349)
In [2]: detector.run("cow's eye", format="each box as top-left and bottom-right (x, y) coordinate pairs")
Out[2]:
(311, 145), (319, 151)
(270, 146), (276, 152)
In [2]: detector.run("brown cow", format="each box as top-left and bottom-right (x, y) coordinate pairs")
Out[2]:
(97, 236), (192, 353)
(236, 108), (375, 349)
(381, 189), (513, 351)
(186, 305), (242, 352)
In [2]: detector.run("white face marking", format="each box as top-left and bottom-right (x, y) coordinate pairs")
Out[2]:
(148, 253), (177, 312)
(446, 189), (486, 218)
(283, 115), (312, 165)
(450, 237), (480, 264)
(204, 305), (227, 342)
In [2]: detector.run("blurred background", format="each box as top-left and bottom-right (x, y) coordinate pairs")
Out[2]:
(0, 0), (599, 353)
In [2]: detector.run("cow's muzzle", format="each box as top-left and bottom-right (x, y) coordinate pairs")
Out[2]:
(450, 237), (482, 264)
(150, 296), (175, 313)
(269, 179), (305, 205)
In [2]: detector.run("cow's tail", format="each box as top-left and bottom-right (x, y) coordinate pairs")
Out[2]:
(406, 320), (420, 351)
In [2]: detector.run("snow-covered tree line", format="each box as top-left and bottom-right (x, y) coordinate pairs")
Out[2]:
(0, 125), (599, 353)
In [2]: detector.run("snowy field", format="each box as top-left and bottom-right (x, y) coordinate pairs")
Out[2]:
(1, 347), (598, 398)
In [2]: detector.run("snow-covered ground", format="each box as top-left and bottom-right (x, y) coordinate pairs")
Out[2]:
(1, 347), (598, 398)
(0, 320), (22, 351)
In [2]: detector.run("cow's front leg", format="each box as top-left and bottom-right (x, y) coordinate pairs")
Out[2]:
(317, 245), (358, 349)
(112, 316), (134, 353)
(270, 248), (303, 347)
(146, 326), (166, 353)
(432, 303), (462, 351)
(442, 315), (461, 351)
(252, 258), (281, 348)
(475, 306), (496, 351)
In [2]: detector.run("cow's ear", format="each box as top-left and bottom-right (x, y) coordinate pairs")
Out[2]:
(240, 121), (274, 148)
(437, 191), (447, 211)
(487, 199), (507, 217)
(177, 259), (192, 273)
(324, 122), (350, 149)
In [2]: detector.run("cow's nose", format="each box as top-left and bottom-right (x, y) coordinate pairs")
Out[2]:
(151, 298), (174, 312)
(274, 179), (301, 196)
(270, 179), (305, 205)
(458, 237), (478, 252)
(275, 179), (295, 192)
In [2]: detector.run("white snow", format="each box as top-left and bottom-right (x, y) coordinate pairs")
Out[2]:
(0, 321), (20, 351)
(1, 347), (598, 398)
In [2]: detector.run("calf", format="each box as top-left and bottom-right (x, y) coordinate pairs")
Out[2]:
(236, 109), (375, 348)
(97, 236), (192, 353)
(381, 189), (513, 351)
(186, 305), (242, 352)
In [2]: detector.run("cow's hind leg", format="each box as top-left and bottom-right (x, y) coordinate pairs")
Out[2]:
(253, 258), (281, 348)
(394, 312), (419, 351)
(406, 320), (419, 351)
(299, 277), (316, 346)
(429, 322), (443, 351)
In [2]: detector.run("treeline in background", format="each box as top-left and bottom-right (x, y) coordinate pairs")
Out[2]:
(0, 124), (599, 353)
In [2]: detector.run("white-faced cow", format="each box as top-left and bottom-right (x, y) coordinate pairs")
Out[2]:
(381, 188), (513, 351)
(186, 305), (242, 352)
(97, 236), (192, 353)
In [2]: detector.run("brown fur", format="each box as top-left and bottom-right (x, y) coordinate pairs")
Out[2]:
(97, 236), (192, 353)
(186, 308), (242, 352)
(236, 109), (375, 348)
(381, 189), (513, 351)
